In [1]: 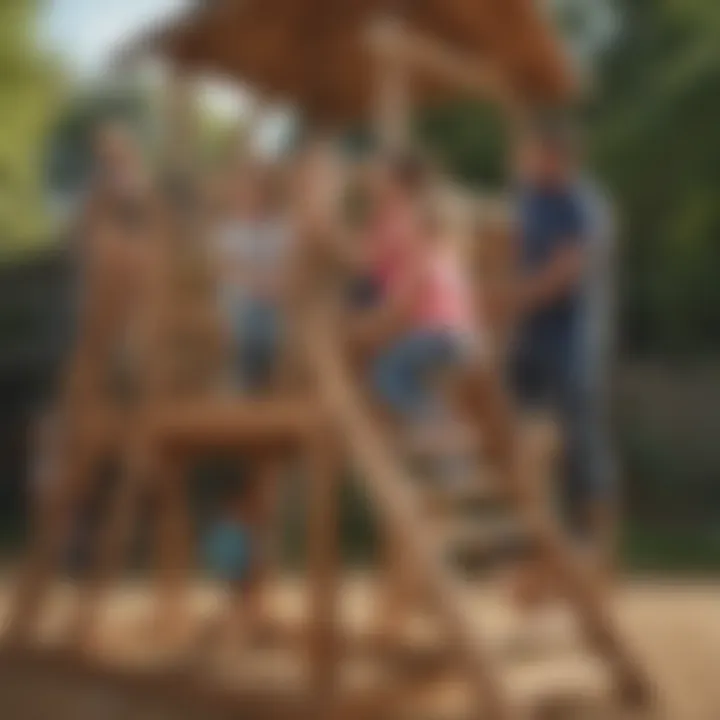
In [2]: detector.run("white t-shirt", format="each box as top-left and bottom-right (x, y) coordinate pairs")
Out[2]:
(213, 216), (293, 307)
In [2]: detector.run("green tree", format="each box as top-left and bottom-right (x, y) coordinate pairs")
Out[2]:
(0, 0), (62, 255)
(591, 0), (720, 356)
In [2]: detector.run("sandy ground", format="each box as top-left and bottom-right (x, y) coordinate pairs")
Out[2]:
(611, 581), (720, 720)
(0, 577), (718, 719)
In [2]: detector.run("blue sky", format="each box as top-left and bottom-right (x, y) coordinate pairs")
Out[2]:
(43, 0), (188, 75)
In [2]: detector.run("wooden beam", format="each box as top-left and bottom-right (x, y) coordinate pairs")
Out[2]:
(368, 16), (412, 152)
(366, 18), (523, 123)
(306, 425), (340, 715)
(152, 450), (194, 645)
(149, 399), (322, 453)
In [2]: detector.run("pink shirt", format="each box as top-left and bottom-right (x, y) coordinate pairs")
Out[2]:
(367, 205), (418, 295)
(414, 250), (475, 333)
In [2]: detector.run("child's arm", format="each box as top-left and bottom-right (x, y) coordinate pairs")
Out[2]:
(348, 251), (425, 356)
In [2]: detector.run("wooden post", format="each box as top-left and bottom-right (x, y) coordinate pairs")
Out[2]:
(306, 425), (339, 714)
(3, 430), (96, 645)
(164, 64), (199, 174)
(367, 13), (416, 641)
(153, 449), (193, 644)
(369, 16), (412, 152)
(2, 278), (118, 645)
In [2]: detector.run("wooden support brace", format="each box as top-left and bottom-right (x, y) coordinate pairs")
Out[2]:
(153, 449), (194, 644)
(366, 17), (522, 124)
(306, 424), (340, 715)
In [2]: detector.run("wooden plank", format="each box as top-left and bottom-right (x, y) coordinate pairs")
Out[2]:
(436, 516), (527, 559)
(365, 18), (522, 122)
(422, 476), (498, 514)
(152, 450), (194, 646)
(506, 655), (613, 716)
(369, 16), (412, 151)
(306, 426), (340, 714)
(149, 399), (322, 452)
(0, 645), (314, 719)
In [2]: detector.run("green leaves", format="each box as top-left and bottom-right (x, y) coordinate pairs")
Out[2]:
(0, 0), (61, 254)
(593, 0), (720, 356)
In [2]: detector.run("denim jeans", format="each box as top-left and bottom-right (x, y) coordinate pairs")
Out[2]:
(372, 329), (465, 421)
(510, 345), (616, 537)
(231, 298), (281, 392)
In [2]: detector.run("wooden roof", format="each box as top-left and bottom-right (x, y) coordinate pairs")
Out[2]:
(143, 0), (574, 122)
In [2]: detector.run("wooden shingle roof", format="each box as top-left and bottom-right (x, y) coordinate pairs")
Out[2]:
(140, 0), (574, 121)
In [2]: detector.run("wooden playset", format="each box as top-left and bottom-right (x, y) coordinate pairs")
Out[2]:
(0, 2), (653, 718)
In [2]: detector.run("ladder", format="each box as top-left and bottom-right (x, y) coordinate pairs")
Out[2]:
(309, 313), (652, 719)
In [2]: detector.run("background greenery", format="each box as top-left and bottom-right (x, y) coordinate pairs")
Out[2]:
(0, 0), (718, 570)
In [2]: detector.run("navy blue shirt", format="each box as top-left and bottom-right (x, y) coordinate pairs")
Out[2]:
(516, 185), (588, 369)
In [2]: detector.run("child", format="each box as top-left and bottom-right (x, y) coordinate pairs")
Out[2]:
(200, 476), (266, 659)
(203, 161), (293, 646)
(211, 159), (293, 392)
(370, 189), (481, 433)
(352, 154), (425, 313)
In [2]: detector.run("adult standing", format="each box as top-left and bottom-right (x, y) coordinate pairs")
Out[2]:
(510, 116), (618, 593)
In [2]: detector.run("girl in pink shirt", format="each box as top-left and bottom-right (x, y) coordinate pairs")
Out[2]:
(349, 155), (425, 311)
(371, 193), (482, 421)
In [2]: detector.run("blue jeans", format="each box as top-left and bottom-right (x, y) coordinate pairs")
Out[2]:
(231, 299), (281, 392)
(372, 329), (465, 421)
(511, 345), (616, 537)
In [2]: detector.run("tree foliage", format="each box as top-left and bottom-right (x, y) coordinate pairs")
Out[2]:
(0, 0), (62, 254)
(591, 0), (720, 357)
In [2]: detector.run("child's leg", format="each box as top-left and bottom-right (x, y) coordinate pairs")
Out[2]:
(371, 329), (460, 422)
(237, 300), (281, 392)
(372, 330), (466, 630)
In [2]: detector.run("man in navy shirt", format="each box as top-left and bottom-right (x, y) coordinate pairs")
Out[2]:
(511, 118), (616, 585)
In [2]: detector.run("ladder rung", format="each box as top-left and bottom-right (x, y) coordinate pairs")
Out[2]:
(436, 517), (527, 559)
(402, 427), (482, 459)
(423, 477), (498, 512)
(390, 656), (611, 720)
(506, 655), (613, 716)
(150, 398), (321, 452)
